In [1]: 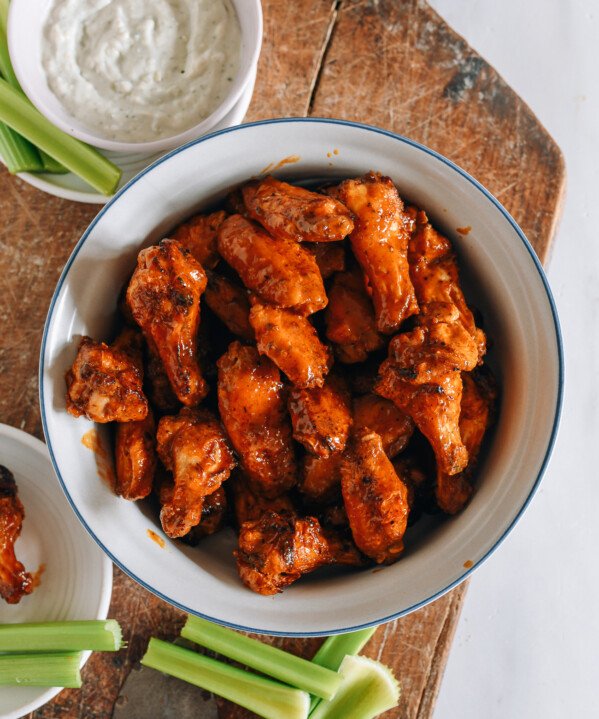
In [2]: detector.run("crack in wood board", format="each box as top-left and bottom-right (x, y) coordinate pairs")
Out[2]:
(306, 1), (343, 115)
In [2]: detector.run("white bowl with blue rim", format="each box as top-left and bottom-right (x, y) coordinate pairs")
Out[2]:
(39, 118), (563, 636)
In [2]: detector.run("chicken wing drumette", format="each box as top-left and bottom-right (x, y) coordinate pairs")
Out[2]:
(180, 486), (228, 545)
(352, 394), (414, 458)
(115, 409), (156, 500)
(0, 466), (33, 604)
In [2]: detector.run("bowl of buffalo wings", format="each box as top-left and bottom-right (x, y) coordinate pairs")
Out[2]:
(40, 119), (562, 636)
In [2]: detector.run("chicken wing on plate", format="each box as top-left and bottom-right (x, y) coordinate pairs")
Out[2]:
(115, 409), (156, 500)
(0, 466), (33, 604)
(156, 408), (235, 538)
(230, 472), (295, 526)
(180, 487), (228, 544)
(242, 175), (354, 243)
(144, 344), (180, 413)
(127, 239), (208, 407)
(171, 210), (227, 270)
(352, 394), (414, 458)
(204, 271), (254, 341)
(300, 452), (343, 506)
(217, 342), (296, 498)
(305, 242), (346, 279)
(217, 215), (327, 315)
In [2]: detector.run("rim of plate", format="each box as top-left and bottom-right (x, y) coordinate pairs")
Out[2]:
(39, 117), (564, 637)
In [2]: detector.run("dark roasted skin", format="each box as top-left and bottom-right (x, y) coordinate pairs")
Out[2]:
(305, 242), (346, 279)
(181, 487), (228, 544)
(204, 271), (254, 341)
(249, 299), (332, 389)
(217, 215), (327, 315)
(288, 374), (352, 457)
(217, 342), (296, 498)
(325, 267), (384, 363)
(300, 452), (343, 506)
(157, 408), (235, 538)
(230, 472), (295, 526)
(341, 430), (410, 564)
(334, 173), (418, 333)
(127, 239), (208, 407)
(0, 466), (33, 604)
(171, 210), (227, 270)
(243, 175), (354, 243)
(115, 409), (156, 500)
(353, 394), (414, 458)
(66, 336), (148, 423)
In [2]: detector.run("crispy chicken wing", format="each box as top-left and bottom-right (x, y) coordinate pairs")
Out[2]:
(230, 472), (295, 526)
(333, 173), (418, 333)
(217, 342), (296, 498)
(115, 409), (156, 500)
(171, 210), (227, 270)
(180, 487), (228, 544)
(288, 374), (352, 457)
(325, 268), (384, 363)
(204, 271), (254, 341)
(217, 215), (327, 315)
(0, 466), (33, 604)
(300, 452), (343, 506)
(127, 239), (208, 407)
(305, 242), (346, 279)
(352, 394), (414, 458)
(249, 299), (332, 389)
(341, 430), (410, 564)
(66, 336), (148, 423)
(157, 408), (235, 538)
(242, 175), (354, 243)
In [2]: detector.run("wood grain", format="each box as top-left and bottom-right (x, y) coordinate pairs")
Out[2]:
(0, 1), (564, 718)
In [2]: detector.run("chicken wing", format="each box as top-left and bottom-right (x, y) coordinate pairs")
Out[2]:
(230, 472), (295, 526)
(288, 374), (352, 457)
(333, 173), (418, 333)
(0, 466), (33, 604)
(352, 394), (414, 458)
(144, 344), (180, 413)
(340, 430), (410, 564)
(249, 299), (332, 389)
(300, 452), (343, 506)
(157, 408), (235, 538)
(66, 336), (148, 423)
(171, 210), (227, 270)
(127, 239), (208, 407)
(305, 242), (346, 279)
(181, 487), (228, 544)
(204, 271), (254, 341)
(115, 409), (156, 500)
(325, 267), (384, 363)
(217, 215), (327, 315)
(217, 342), (296, 498)
(242, 175), (354, 243)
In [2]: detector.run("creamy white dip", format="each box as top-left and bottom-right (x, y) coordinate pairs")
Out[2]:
(41, 0), (241, 142)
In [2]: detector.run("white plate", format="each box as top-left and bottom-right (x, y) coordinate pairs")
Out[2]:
(0, 424), (112, 719)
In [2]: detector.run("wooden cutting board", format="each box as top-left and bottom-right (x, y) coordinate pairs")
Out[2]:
(0, 1), (564, 718)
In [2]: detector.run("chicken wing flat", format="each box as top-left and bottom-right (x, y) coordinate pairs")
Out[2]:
(181, 487), (228, 544)
(230, 472), (295, 526)
(300, 452), (343, 506)
(115, 409), (156, 500)
(0, 466), (33, 604)
(171, 210), (227, 270)
(217, 342), (296, 498)
(66, 336), (148, 423)
(325, 267), (384, 363)
(340, 430), (410, 564)
(305, 242), (346, 279)
(352, 394), (414, 458)
(249, 299), (332, 389)
(157, 408), (235, 538)
(204, 271), (254, 341)
(333, 173), (418, 333)
(127, 239), (208, 407)
(217, 215), (327, 315)
(288, 375), (352, 457)
(242, 175), (354, 243)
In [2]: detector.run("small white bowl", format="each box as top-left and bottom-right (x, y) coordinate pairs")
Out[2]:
(8, 0), (262, 153)
(40, 119), (563, 636)
(0, 423), (112, 719)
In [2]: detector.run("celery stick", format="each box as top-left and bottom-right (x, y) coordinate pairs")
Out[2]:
(0, 619), (123, 652)
(309, 655), (400, 719)
(182, 615), (341, 701)
(39, 149), (69, 174)
(0, 79), (121, 194)
(0, 652), (82, 688)
(0, 122), (43, 172)
(0, 0), (7, 31)
(142, 638), (309, 719)
(0, 24), (17, 88)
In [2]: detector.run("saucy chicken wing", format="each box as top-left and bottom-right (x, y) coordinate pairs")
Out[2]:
(230, 472), (295, 526)
(204, 271), (254, 341)
(181, 487), (228, 544)
(333, 173), (418, 333)
(115, 409), (156, 500)
(171, 210), (227, 270)
(300, 452), (343, 506)
(341, 430), (410, 564)
(249, 299), (332, 389)
(242, 175), (354, 243)
(157, 408), (235, 538)
(217, 342), (296, 498)
(0, 466), (33, 604)
(144, 344), (180, 413)
(305, 242), (346, 279)
(127, 239), (208, 407)
(66, 336), (148, 423)
(352, 394), (414, 458)
(217, 215), (327, 315)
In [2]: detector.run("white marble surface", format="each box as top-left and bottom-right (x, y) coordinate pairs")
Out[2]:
(426, 1), (598, 717)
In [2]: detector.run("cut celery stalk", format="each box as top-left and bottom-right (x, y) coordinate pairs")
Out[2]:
(0, 79), (121, 194)
(0, 619), (123, 652)
(309, 655), (400, 719)
(0, 122), (43, 172)
(39, 149), (69, 174)
(0, 0), (7, 31)
(142, 638), (309, 719)
(182, 615), (341, 701)
(0, 652), (82, 688)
